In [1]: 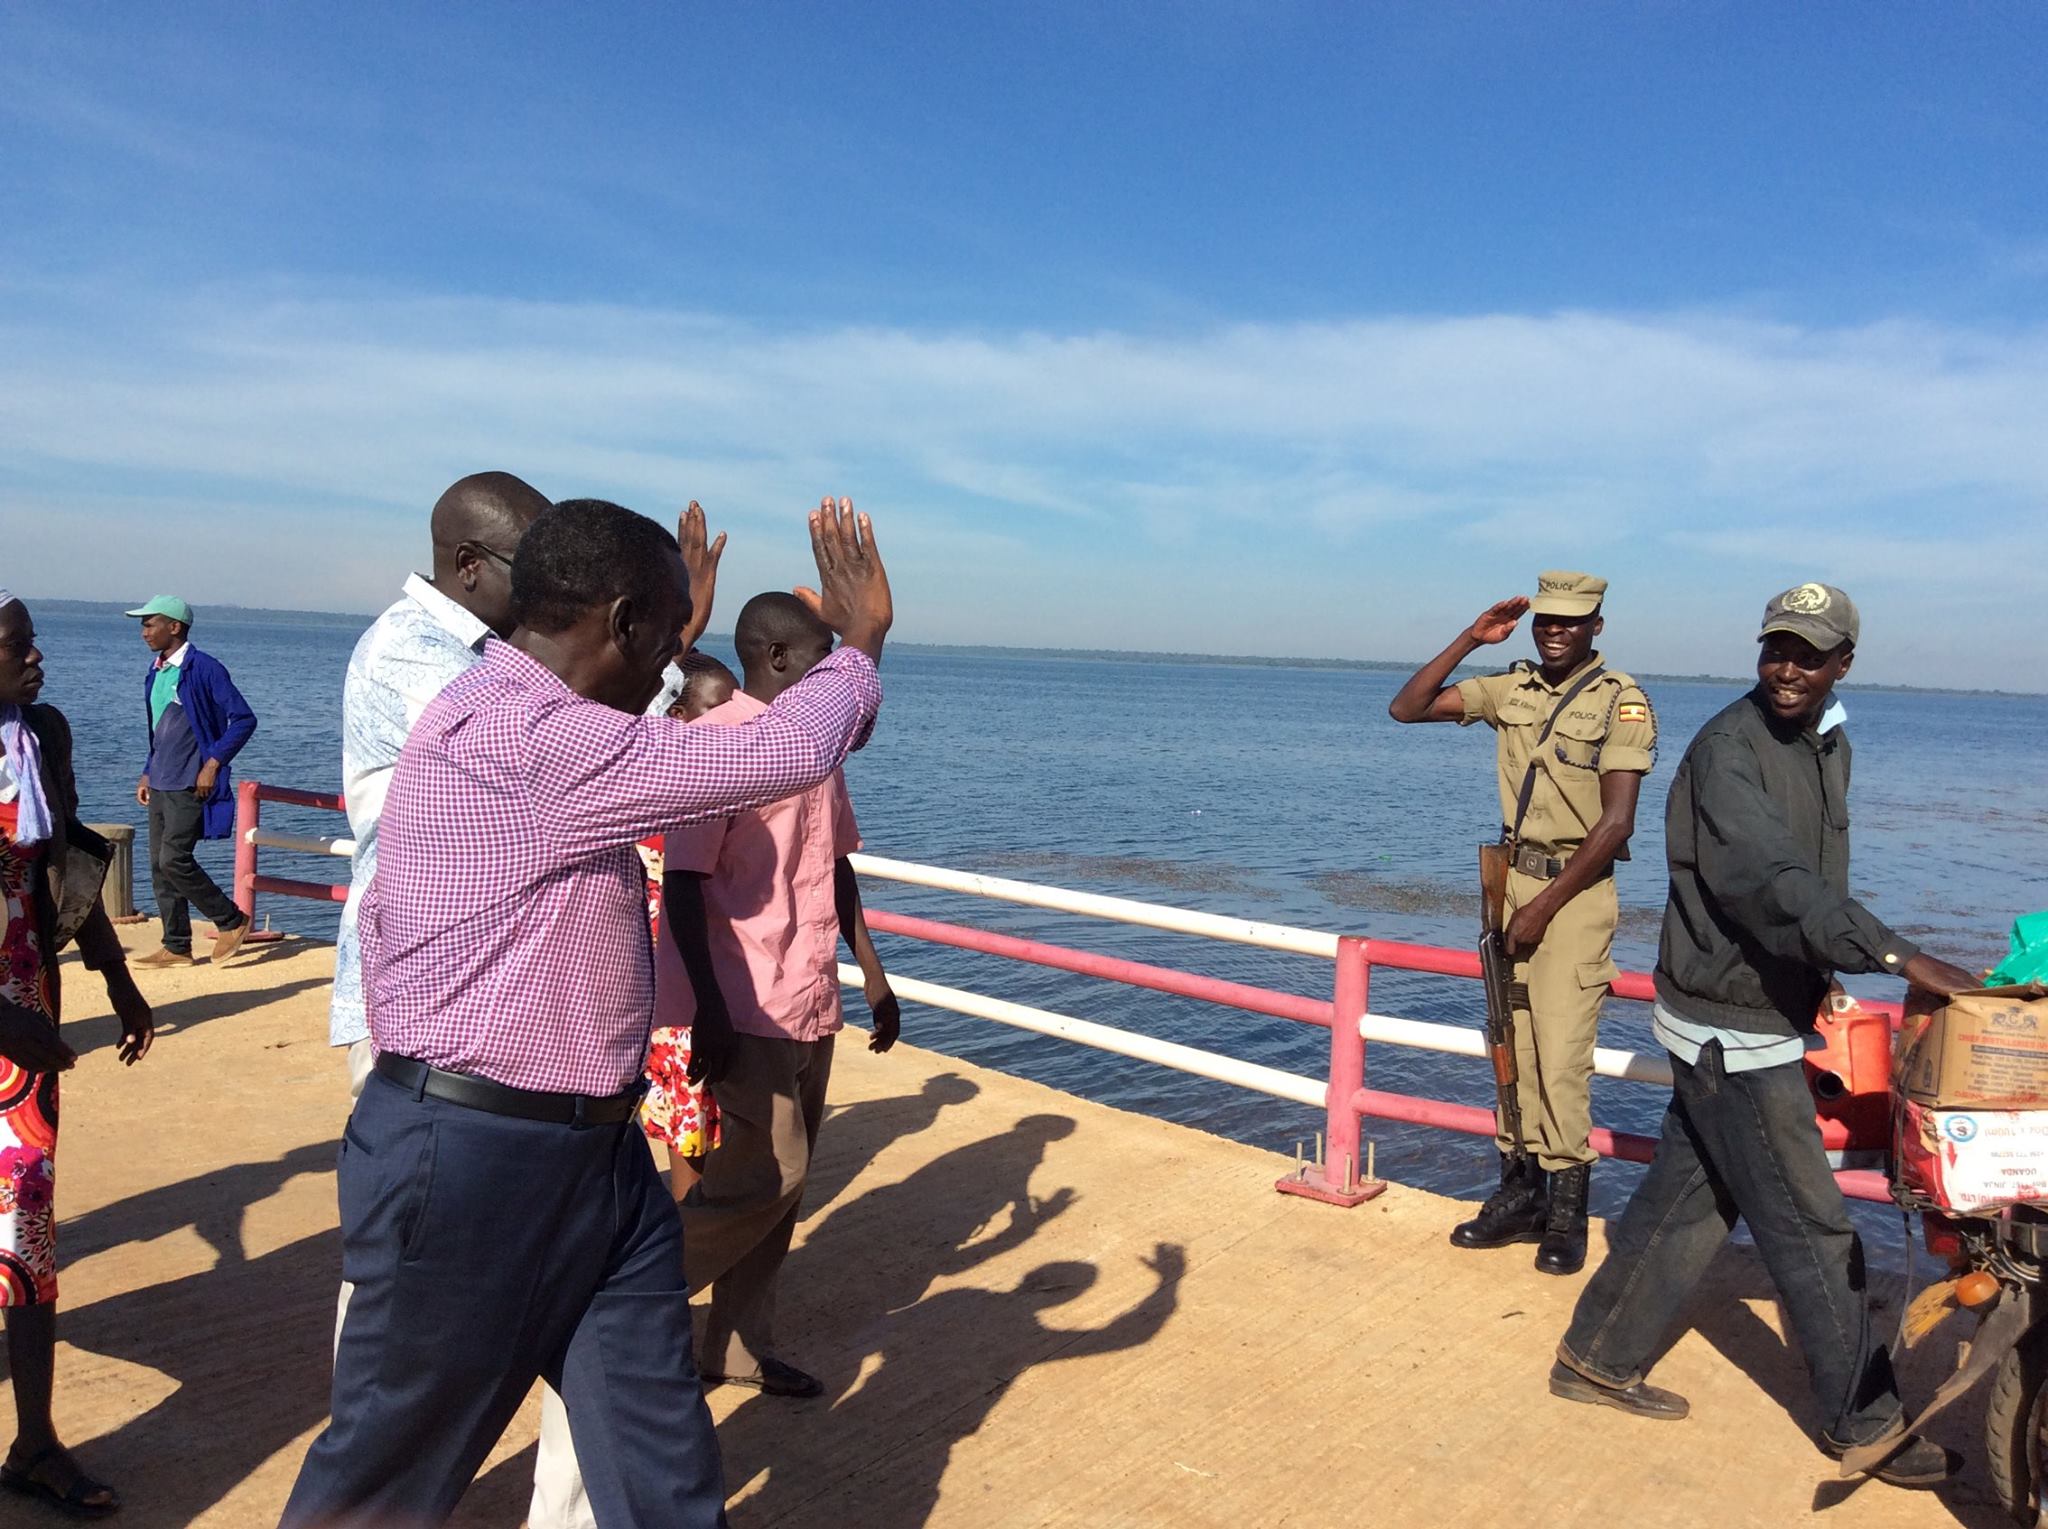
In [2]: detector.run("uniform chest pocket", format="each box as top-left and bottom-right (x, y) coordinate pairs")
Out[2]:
(1549, 707), (1609, 773)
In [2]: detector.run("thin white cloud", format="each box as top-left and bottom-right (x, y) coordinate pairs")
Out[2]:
(2, 281), (2043, 685)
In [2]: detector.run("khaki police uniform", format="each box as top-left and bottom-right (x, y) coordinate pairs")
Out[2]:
(1454, 582), (1657, 1171)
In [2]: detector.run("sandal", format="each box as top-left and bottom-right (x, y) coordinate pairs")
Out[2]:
(0, 1446), (122, 1520)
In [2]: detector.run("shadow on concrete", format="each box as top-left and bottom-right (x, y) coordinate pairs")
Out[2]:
(64, 973), (333, 1060)
(0, 1141), (344, 1526)
(803, 1071), (982, 1219)
(63, 1140), (335, 1267)
(454, 1440), (540, 1527)
(717, 1112), (1185, 1526)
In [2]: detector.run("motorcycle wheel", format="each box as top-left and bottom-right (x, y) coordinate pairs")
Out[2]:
(1987, 1324), (2048, 1523)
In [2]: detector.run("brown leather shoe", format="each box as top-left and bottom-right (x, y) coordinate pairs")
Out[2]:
(210, 922), (250, 965)
(133, 947), (196, 968)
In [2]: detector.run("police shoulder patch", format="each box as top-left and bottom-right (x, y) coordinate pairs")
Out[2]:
(1617, 702), (1650, 724)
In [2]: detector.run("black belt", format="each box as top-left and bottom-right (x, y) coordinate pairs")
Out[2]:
(374, 1053), (644, 1126)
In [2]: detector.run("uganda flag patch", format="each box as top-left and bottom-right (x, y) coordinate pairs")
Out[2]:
(1617, 702), (1650, 724)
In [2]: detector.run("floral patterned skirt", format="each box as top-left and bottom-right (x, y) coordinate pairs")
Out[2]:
(0, 1062), (58, 1307)
(641, 1026), (721, 1159)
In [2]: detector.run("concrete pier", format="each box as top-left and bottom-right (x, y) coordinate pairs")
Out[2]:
(11, 929), (2000, 1526)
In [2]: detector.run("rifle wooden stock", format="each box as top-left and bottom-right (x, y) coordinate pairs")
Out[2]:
(1478, 843), (1523, 1151)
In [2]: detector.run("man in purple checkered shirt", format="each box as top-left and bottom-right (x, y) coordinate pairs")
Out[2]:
(282, 497), (893, 1529)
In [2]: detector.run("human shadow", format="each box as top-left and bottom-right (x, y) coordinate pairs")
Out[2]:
(63, 973), (333, 1059)
(714, 1112), (1186, 1525)
(0, 1141), (346, 1525)
(802, 1072), (982, 1219)
(725, 1247), (1184, 1526)
(62, 1139), (335, 1266)
(53, 1227), (342, 1527)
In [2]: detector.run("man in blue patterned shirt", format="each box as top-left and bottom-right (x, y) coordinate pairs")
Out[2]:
(330, 472), (550, 1071)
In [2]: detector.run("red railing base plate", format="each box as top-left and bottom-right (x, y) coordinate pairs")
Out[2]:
(1274, 1173), (1388, 1207)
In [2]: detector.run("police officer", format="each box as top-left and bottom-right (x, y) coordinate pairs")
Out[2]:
(1389, 572), (1657, 1274)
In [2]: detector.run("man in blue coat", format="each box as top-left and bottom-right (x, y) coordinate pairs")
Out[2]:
(127, 596), (258, 967)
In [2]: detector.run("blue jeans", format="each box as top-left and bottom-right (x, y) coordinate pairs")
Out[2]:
(1559, 1041), (1901, 1446)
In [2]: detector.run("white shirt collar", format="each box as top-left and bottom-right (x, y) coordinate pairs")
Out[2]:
(403, 573), (493, 650)
(1819, 698), (1849, 734)
(157, 641), (190, 669)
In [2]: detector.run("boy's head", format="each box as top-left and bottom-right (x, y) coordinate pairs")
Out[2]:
(734, 591), (834, 700)
(669, 652), (739, 721)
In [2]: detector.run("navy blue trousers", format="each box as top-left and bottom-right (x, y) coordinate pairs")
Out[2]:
(280, 1072), (727, 1528)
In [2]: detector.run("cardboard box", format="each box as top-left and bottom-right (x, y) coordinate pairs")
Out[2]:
(1894, 985), (2048, 1109)
(1896, 1100), (2048, 1214)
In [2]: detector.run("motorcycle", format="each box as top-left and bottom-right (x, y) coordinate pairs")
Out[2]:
(1804, 988), (2048, 1518)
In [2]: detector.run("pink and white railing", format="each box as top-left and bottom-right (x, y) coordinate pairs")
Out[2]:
(230, 780), (1895, 1207)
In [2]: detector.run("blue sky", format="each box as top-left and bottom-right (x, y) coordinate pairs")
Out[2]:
(4, 3), (2044, 685)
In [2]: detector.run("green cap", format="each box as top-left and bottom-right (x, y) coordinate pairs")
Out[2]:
(123, 595), (194, 625)
(1759, 582), (1858, 651)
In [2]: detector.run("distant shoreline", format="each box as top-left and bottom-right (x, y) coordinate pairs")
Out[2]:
(31, 598), (2041, 700)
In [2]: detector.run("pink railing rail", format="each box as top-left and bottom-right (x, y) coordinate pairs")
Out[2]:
(228, 780), (1894, 1208)
(232, 779), (350, 918)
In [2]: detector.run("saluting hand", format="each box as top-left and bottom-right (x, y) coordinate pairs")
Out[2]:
(1467, 597), (1529, 646)
(795, 497), (893, 663)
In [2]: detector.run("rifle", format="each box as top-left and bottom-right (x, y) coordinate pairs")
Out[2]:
(1478, 842), (1525, 1154)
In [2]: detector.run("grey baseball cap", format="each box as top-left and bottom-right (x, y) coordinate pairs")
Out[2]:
(1758, 582), (1858, 651)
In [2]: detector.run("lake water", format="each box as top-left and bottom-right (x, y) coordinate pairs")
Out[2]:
(30, 604), (2048, 1237)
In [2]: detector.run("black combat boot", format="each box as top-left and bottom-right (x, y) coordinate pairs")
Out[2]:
(1535, 1163), (1591, 1275)
(1449, 1151), (1548, 1249)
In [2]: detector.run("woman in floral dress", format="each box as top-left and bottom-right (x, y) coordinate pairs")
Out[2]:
(0, 594), (153, 1518)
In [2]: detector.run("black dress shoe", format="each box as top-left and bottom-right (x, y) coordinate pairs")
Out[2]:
(1450, 1151), (1549, 1249)
(705, 1356), (824, 1399)
(1548, 1361), (1689, 1420)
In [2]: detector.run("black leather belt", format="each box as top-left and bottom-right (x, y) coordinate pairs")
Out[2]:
(374, 1053), (644, 1126)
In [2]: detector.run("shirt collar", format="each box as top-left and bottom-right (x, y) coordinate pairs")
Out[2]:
(155, 642), (190, 670)
(403, 573), (493, 650)
(482, 637), (575, 697)
(1523, 651), (1602, 693)
(1818, 697), (1849, 735)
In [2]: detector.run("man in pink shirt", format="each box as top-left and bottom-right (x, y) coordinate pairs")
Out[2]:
(664, 591), (899, 1400)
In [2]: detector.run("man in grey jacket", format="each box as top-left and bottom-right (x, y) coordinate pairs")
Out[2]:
(1549, 582), (1979, 1488)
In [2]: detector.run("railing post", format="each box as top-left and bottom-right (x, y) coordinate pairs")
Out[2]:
(1276, 935), (1386, 1206)
(233, 779), (261, 925)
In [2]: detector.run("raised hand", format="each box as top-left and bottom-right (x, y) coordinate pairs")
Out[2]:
(794, 497), (893, 662)
(674, 501), (728, 654)
(1467, 596), (1530, 646)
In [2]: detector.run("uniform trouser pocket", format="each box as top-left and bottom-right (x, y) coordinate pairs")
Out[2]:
(1504, 871), (1616, 1167)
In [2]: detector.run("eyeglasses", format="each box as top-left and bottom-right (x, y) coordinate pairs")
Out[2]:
(470, 543), (517, 569)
